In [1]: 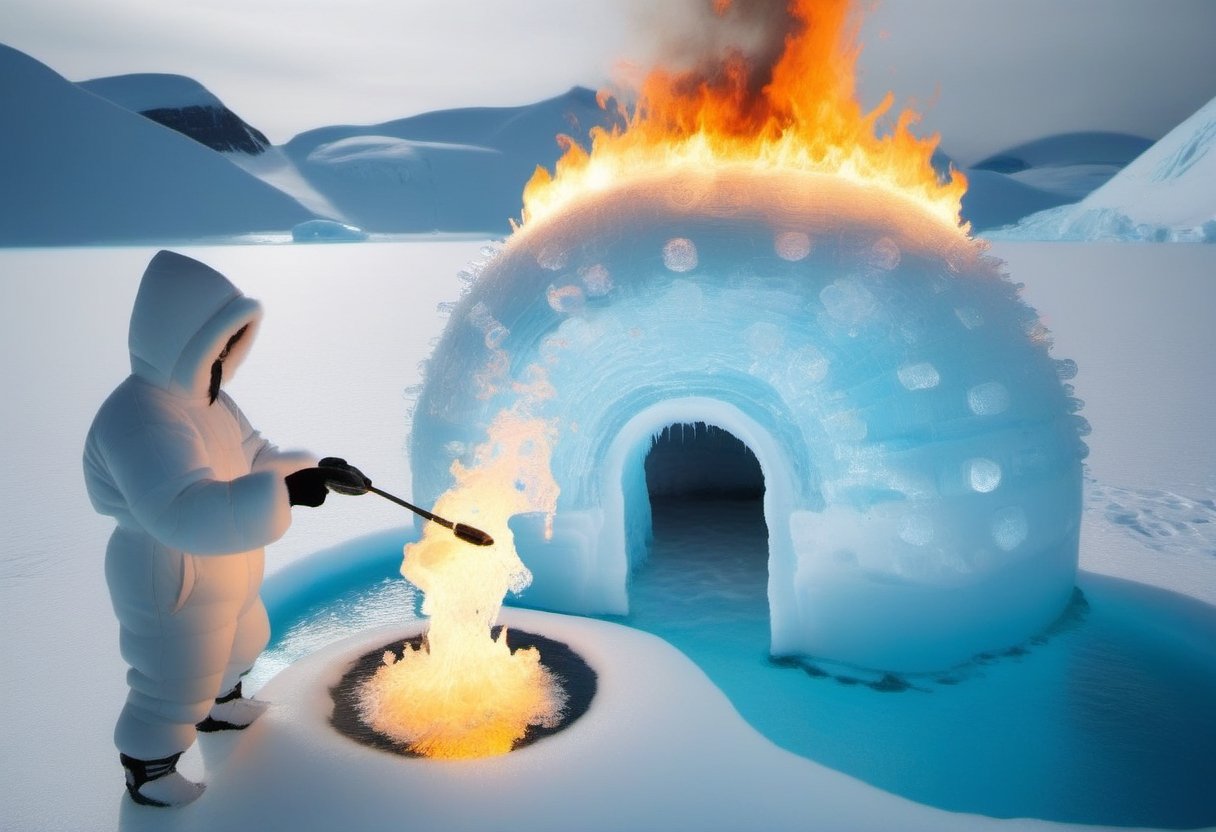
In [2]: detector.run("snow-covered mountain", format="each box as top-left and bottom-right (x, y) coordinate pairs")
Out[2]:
(0, 44), (316, 246)
(933, 133), (1152, 232)
(79, 72), (271, 155)
(0, 39), (1199, 245)
(284, 98), (1114, 236)
(278, 87), (619, 234)
(0, 41), (616, 243)
(971, 132), (1152, 201)
(990, 99), (1216, 242)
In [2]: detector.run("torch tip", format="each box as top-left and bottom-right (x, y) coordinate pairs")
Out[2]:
(453, 524), (495, 547)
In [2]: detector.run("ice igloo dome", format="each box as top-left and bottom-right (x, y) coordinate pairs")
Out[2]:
(410, 169), (1087, 672)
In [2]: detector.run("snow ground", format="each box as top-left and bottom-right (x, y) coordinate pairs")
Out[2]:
(113, 611), (1104, 832)
(1, 240), (1214, 831)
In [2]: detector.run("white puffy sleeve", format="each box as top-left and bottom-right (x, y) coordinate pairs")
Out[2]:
(221, 392), (317, 480)
(98, 392), (295, 555)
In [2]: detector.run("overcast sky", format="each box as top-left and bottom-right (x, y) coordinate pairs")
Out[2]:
(3, 0), (1214, 164)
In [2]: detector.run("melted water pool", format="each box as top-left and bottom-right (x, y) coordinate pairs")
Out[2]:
(253, 498), (1216, 829)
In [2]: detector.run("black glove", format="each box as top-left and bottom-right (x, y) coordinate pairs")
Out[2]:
(286, 459), (371, 507)
(318, 457), (372, 496)
(285, 468), (329, 507)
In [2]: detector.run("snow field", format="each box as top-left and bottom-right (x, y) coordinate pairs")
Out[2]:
(1, 240), (1214, 830)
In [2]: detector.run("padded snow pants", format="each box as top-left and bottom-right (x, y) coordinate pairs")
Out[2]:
(106, 527), (270, 759)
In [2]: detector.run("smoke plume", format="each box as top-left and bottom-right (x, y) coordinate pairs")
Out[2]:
(624, 0), (803, 95)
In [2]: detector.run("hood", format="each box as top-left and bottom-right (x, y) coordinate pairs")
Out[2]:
(128, 250), (263, 397)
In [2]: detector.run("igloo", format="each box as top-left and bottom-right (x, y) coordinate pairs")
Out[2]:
(410, 169), (1087, 673)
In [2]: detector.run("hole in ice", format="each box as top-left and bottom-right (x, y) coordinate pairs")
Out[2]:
(792, 345), (829, 383)
(897, 362), (940, 390)
(820, 279), (877, 324)
(546, 284), (586, 315)
(774, 230), (812, 261)
(868, 236), (901, 270)
(662, 237), (698, 272)
(967, 382), (1010, 416)
(992, 506), (1028, 551)
(967, 458), (1002, 493)
(579, 263), (613, 296)
(535, 244), (569, 271)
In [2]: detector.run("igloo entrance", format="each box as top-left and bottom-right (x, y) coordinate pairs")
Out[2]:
(595, 398), (801, 652)
(643, 423), (766, 503)
(634, 421), (770, 620)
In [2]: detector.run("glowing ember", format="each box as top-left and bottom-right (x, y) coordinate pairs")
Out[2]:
(521, 0), (967, 232)
(357, 634), (567, 759)
(359, 407), (565, 759)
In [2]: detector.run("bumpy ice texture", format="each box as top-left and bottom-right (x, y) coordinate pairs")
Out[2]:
(411, 171), (1087, 672)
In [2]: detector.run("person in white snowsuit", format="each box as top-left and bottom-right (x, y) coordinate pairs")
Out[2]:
(84, 250), (366, 807)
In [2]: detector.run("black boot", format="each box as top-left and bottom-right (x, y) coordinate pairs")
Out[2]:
(120, 752), (205, 807)
(196, 681), (270, 733)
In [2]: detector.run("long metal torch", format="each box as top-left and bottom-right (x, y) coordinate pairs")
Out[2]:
(321, 460), (494, 547)
(365, 485), (495, 547)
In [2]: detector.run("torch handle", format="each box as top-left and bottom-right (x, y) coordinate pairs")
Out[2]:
(365, 485), (494, 547)
(366, 486), (451, 527)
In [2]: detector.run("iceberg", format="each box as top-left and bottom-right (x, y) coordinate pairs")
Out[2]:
(410, 171), (1087, 672)
(291, 219), (368, 242)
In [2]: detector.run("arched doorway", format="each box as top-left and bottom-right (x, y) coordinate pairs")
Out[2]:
(585, 396), (800, 633)
(625, 421), (772, 650)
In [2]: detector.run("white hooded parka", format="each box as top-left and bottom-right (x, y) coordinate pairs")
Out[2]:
(84, 250), (313, 759)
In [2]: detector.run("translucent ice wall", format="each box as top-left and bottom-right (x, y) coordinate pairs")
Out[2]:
(411, 171), (1087, 672)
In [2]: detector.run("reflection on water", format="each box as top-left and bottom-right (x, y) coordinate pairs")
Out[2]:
(249, 577), (420, 690)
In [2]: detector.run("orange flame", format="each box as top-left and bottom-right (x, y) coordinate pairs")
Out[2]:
(522, 0), (967, 232)
(360, 406), (565, 759)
